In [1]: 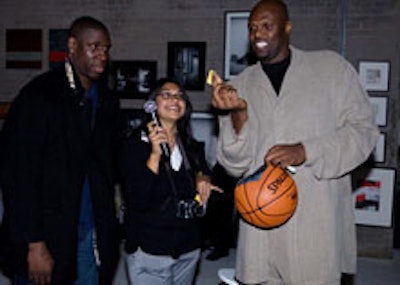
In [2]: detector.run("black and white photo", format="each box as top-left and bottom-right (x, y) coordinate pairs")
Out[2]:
(109, 60), (157, 98)
(224, 12), (257, 80)
(359, 61), (390, 92)
(167, 42), (206, 91)
(368, 96), (388, 127)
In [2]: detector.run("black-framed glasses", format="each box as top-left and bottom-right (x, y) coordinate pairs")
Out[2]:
(157, 91), (185, 101)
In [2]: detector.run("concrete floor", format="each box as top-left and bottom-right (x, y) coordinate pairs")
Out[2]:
(196, 248), (400, 285)
(1, 248), (399, 284)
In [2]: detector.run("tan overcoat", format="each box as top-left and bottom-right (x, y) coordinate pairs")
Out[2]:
(217, 46), (380, 284)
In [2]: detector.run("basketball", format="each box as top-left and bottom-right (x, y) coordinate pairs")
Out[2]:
(234, 164), (298, 229)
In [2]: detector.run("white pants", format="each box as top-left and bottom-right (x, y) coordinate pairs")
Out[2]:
(126, 247), (200, 285)
(238, 278), (341, 285)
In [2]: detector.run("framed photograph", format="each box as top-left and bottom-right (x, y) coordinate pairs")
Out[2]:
(359, 61), (390, 91)
(372, 133), (386, 163)
(6, 29), (42, 69)
(367, 96), (388, 126)
(167, 42), (206, 91)
(109, 60), (157, 99)
(224, 11), (257, 80)
(191, 112), (218, 168)
(49, 29), (68, 69)
(352, 167), (395, 227)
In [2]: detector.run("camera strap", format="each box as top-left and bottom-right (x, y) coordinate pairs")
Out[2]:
(160, 134), (194, 211)
(160, 159), (179, 212)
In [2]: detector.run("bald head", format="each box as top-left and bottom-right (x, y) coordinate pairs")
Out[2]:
(248, 0), (291, 64)
(68, 16), (109, 41)
(250, 0), (289, 22)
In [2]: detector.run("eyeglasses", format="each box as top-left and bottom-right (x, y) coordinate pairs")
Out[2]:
(157, 91), (185, 101)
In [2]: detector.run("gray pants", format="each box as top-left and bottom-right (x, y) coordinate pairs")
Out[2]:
(126, 247), (200, 285)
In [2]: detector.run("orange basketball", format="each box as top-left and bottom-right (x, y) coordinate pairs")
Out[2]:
(234, 164), (298, 229)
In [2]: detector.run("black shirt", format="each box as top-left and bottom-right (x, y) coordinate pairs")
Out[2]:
(261, 53), (291, 95)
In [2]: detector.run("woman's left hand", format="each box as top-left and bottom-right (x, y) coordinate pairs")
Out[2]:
(196, 173), (223, 204)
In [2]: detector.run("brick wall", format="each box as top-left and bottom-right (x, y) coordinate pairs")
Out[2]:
(1, 0), (399, 257)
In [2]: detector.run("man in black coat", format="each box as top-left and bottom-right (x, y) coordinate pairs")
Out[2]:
(203, 162), (239, 261)
(0, 16), (120, 285)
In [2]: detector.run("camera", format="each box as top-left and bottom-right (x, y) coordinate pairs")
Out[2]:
(176, 199), (206, 219)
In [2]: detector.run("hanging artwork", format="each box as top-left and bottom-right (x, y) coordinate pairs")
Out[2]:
(49, 29), (68, 69)
(167, 42), (206, 91)
(359, 61), (390, 92)
(109, 60), (157, 99)
(224, 11), (257, 80)
(352, 167), (395, 227)
(6, 29), (42, 69)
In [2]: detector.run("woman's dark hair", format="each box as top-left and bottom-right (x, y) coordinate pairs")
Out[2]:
(146, 78), (193, 143)
(145, 78), (202, 172)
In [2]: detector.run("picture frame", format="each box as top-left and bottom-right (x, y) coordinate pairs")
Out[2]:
(367, 96), (388, 127)
(167, 42), (206, 91)
(359, 61), (390, 92)
(372, 133), (386, 163)
(191, 112), (218, 168)
(6, 29), (42, 69)
(352, 167), (396, 227)
(224, 11), (257, 80)
(48, 29), (68, 69)
(109, 60), (157, 99)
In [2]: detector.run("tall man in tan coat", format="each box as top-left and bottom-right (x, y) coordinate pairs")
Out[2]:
(210, 0), (379, 284)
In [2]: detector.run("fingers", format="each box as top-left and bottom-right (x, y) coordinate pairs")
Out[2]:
(147, 121), (167, 155)
(197, 181), (210, 202)
(210, 184), (223, 193)
(27, 242), (54, 285)
(196, 180), (220, 203)
(196, 180), (224, 205)
(29, 272), (51, 285)
(264, 143), (305, 169)
(265, 149), (292, 169)
(28, 263), (53, 285)
(196, 189), (208, 204)
(147, 121), (163, 137)
(212, 84), (239, 109)
(211, 70), (223, 86)
(209, 70), (245, 111)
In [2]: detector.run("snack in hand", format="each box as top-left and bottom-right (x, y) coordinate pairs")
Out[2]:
(206, 69), (215, 86)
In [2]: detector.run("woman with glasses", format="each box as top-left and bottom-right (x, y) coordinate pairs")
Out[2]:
(119, 78), (221, 284)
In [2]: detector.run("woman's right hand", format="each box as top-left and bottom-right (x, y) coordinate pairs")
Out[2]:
(146, 121), (167, 173)
(147, 121), (168, 157)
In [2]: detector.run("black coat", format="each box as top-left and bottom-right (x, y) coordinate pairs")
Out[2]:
(0, 66), (120, 284)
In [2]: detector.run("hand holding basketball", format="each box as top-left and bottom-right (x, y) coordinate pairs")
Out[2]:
(234, 164), (298, 229)
(264, 143), (306, 169)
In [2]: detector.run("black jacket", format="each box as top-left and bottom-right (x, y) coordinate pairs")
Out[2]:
(119, 127), (210, 258)
(0, 65), (120, 284)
